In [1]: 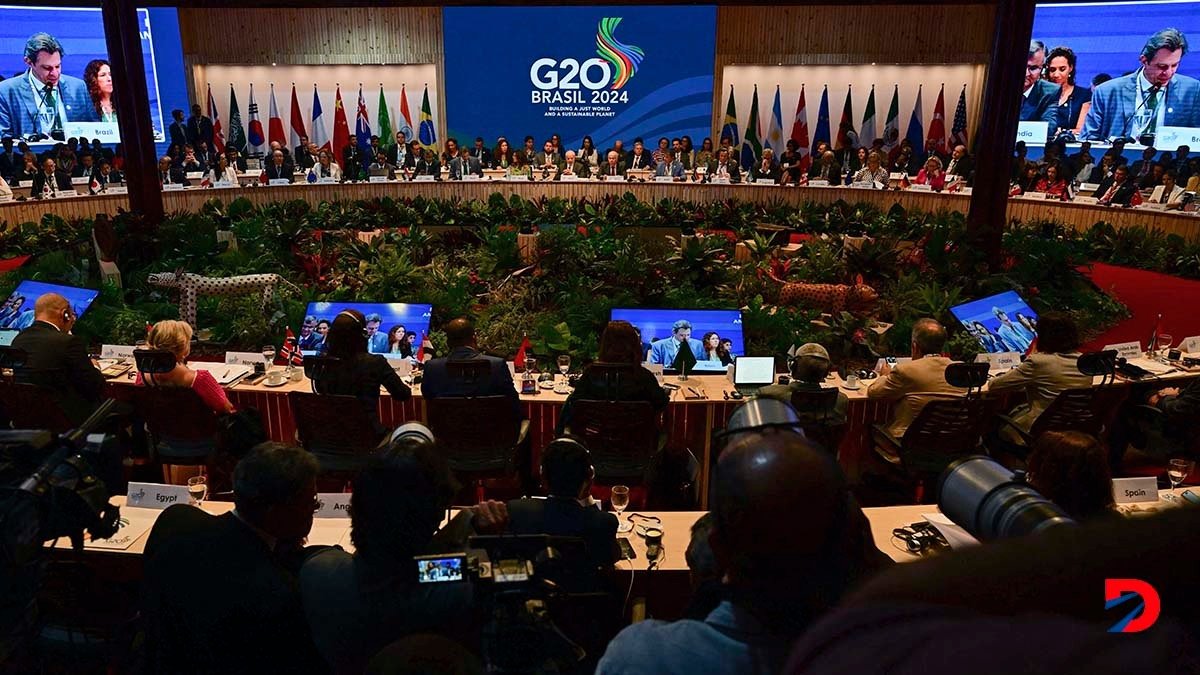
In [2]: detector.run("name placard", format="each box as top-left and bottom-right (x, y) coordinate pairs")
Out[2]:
(268, 178), (290, 186)
(1103, 341), (1143, 360)
(314, 492), (353, 518)
(711, 176), (731, 185)
(213, 180), (234, 189)
(958, 187), (973, 196)
(652, 175), (673, 182)
(908, 184), (932, 192)
(462, 174), (481, 181)
(18, 180), (32, 189)
(368, 175), (389, 183)
(807, 179), (829, 187)
(1141, 202), (1168, 211)
(1073, 195), (1098, 205)
(1181, 335), (1200, 354)
(1156, 126), (1200, 150)
(126, 482), (190, 509)
(414, 174), (436, 182)
(1018, 191), (1047, 200)
(225, 351), (268, 366)
(71, 176), (89, 185)
(849, 181), (875, 189)
(316, 176), (337, 184)
(100, 344), (136, 359)
(976, 351), (1021, 370)
(1017, 120), (1049, 143)
(1113, 477), (1159, 504)
(560, 174), (580, 181)
(162, 183), (184, 191)
(755, 178), (775, 185)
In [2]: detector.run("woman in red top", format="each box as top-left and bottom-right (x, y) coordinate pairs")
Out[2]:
(913, 156), (947, 191)
(137, 320), (234, 414)
(1035, 163), (1070, 200)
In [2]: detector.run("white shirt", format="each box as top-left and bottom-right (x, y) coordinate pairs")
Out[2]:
(27, 70), (69, 135)
(1135, 70), (1169, 138)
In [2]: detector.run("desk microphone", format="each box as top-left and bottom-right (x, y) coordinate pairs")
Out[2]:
(1111, 73), (1161, 145)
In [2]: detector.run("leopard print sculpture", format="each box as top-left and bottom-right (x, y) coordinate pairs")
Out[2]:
(148, 270), (301, 328)
(771, 272), (879, 315)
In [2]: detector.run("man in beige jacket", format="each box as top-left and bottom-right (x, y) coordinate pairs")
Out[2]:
(867, 319), (961, 448)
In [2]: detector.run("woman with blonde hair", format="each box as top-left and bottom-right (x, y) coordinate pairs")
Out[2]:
(138, 320), (234, 414)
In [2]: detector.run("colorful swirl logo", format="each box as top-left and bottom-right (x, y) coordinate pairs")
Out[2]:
(595, 18), (644, 90)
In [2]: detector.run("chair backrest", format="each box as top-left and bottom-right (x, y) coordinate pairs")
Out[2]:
(0, 346), (26, 383)
(446, 359), (493, 387)
(426, 395), (521, 475)
(569, 399), (660, 483)
(899, 396), (989, 475)
(134, 349), (177, 384)
(288, 391), (381, 463)
(135, 385), (219, 443)
(945, 362), (989, 397)
(303, 356), (342, 394)
(0, 381), (74, 432)
(1077, 350), (1118, 385)
(1028, 386), (1127, 440)
(789, 387), (841, 422)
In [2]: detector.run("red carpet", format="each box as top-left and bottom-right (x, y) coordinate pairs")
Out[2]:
(1080, 263), (1200, 352)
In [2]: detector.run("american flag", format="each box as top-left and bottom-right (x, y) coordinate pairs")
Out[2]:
(949, 85), (969, 149)
(279, 327), (304, 366)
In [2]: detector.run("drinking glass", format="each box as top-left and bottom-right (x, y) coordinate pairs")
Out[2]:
(1157, 334), (1174, 362)
(557, 355), (571, 379)
(525, 356), (538, 375)
(1168, 458), (1193, 491)
(187, 475), (208, 505)
(611, 485), (632, 533)
(262, 345), (276, 368)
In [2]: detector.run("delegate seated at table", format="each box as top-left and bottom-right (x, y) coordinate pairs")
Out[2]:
(137, 320), (235, 415)
(421, 317), (521, 422)
(559, 320), (669, 434)
(707, 148), (741, 183)
(10, 292), (105, 425)
(648, 320), (705, 367)
(866, 319), (960, 443)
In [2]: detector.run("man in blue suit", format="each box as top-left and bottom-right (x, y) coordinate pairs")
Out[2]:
(0, 33), (97, 140)
(1083, 28), (1200, 142)
(649, 320), (705, 367)
(364, 313), (388, 353)
(421, 317), (521, 421)
(1021, 40), (1060, 141)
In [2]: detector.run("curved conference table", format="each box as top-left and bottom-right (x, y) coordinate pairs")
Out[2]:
(4, 179), (1199, 239)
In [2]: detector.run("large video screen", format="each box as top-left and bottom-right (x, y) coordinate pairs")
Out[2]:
(0, 280), (100, 331)
(1023, 2), (1200, 147)
(0, 6), (187, 147)
(443, 5), (717, 155)
(950, 291), (1039, 355)
(610, 307), (743, 372)
(303, 302), (433, 359)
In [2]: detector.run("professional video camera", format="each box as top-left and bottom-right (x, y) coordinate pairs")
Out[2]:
(414, 534), (604, 674)
(0, 400), (122, 662)
(938, 455), (1074, 540)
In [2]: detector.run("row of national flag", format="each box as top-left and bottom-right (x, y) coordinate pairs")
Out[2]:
(722, 82), (970, 172)
(205, 83), (437, 161)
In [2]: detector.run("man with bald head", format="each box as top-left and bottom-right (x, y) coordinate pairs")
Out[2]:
(597, 400), (888, 674)
(557, 149), (590, 179)
(420, 316), (521, 421)
(867, 318), (961, 446)
(11, 292), (106, 423)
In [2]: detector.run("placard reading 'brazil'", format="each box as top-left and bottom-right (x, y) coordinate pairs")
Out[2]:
(443, 5), (716, 152)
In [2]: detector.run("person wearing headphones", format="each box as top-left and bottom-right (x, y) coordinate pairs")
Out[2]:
(309, 308), (412, 442)
(10, 292), (106, 424)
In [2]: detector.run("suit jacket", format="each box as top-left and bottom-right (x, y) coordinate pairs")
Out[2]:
(450, 155), (483, 179)
(1020, 78), (1060, 140)
(707, 159), (742, 183)
(649, 337), (705, 368)
(264, 162), (294, 182)
(341, 146), (364, 177)
(506, 497), (619, 569)
(556, 160), (591, 179)
(387, 145), (416, 170)
(186, 115), (214, 147)
(414, 157), (440, 177)
(293, 148), (316, 170)
(559, 363), (668, 434)
(865, 356), (961, 439)
(944, 156), (974, 181)
(1083, 73), (1200, 141)
(0, 150), (18, 179)
(808, 160), (842, 183)
(421, 346), (521, 421)
(470, 146), (492, 166)
(626, 152), (654, 171)
(142, 506), (324, 675)
(1092, 176), (1140, 206)
(749, 161), (781, 182)
(0, 73), (97, 139)
(1149, 184), (1185, 205)
(168, 119), (187, 147)
(598, 161), (627, 178)
(11, 321), (106, 424)
(534, 151), (561, 170)
(30, 170), (72, 196)
(654, 160), (686, 179)
(89, 168), (122, 193)
(159, 166), (190, 186)
(988, 353), (1092, 442)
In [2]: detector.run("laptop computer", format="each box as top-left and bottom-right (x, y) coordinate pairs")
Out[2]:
(733, 356), (775, 396)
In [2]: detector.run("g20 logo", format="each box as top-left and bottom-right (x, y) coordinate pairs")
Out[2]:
(1105, 578), (1161, 633)
(529, 17), (644, 105)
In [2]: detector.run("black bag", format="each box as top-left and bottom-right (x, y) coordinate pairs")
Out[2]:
(215, 407), (267, 459)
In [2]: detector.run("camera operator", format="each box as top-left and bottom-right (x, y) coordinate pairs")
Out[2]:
(10, 292), (105, 425)
(141, 442), (325, 674)
(597, 400), (889, 675)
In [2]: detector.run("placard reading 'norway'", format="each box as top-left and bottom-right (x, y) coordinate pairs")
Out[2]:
(443, 5), (716, 152)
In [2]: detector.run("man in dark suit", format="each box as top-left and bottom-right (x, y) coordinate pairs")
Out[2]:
(598, 150), (627, 179)
(708, 147), (742, 183)
(387, 131), (413, 169)
(1021, 40), (1060, 141)
(1128, 145), (1158, 184)
(292, 138), (316, 170)
(749, 148), (781, 182)
(807, 150), (841, 183)
(157, 155), (189, 187)
(506, 437), (618, 569)
(534, 139), (560, 173)
(10, 292), (105, 424)
(168, 108), (187, 148)
(342, 142), (364, 180)
(30, 156), (71, 197)
(89, 158), (122, 193)
(1093, 165), (1142, 206)
(557, 149), (590, 179)
(449, 148), (483, 180)
(264, 149), (293, 182)
(142, 443), (324, 675)
(186, 103), (214, 149)
(0, 33), (98, 140)
(944, 144), (974, 183)
(626, 139), (654, 172)
(470, 137), (492, 167)
(0, 136), (18, 180)
(421, 317), (521, 421)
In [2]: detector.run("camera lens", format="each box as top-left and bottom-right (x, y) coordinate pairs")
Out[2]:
(939, 456), (1074, 540)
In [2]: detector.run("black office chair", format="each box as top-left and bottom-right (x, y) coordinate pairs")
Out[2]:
(303, 355), (340, 393)
(132, 348), (220, 477)
(561, 364), (667, 488)
(1078, 349), (1118, 385)
(427, 394), (530, 502)
(288, 391), (382, 474)
(789, 387), (846, 453)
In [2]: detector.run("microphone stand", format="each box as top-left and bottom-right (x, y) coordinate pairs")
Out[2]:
(1111, 70), (1161, 145)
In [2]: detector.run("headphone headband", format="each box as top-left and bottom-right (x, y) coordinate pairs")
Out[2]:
(336, 309), (362, 326)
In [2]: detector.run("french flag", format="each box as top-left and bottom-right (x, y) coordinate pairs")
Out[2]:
(310, 85), (330, 154)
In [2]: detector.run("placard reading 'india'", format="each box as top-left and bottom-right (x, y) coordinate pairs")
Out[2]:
(443, 5), (716, 152)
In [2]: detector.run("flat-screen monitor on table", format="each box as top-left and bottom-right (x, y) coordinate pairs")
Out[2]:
(303, 302), (433, 359)
(610, 307), (744, 373)
(950, 290), (1039, 354)
(0, 280), (100, 331)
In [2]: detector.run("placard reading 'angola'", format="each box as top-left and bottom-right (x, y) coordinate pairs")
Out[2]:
(443, 5), (716, 151)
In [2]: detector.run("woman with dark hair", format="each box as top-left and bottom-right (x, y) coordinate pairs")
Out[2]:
(1026, 431), (1115, 519)
(1013, 161), (1042, 194)
(386, 325), (407, 355)
(653, 137), (670, 166)
(493, 138), (512, 169)
(312, 309), (412, 440)
(505, 146), (531, 179)
(1035, 163), (1070, 200)
(701, 331), (733, 366)
(578, 135), (598, 168)
(558, 320), (669, 434)
(695, 137), (715, 169)
(82, 58), (116, 122)
(1046, 46), (1092, 136)
(988, 311), (1092, 446)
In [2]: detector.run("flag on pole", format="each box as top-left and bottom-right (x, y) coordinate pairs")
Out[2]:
(247, 84), (266, 156)
(227, 85), (246, 153)
(514, 333), (531, 370)
(905, 85), (925, 163)
(1148, 313), (1162, 355)
(289, 84), (307, 151)
(882, 84), (900, 155)
(835, 85), (855, 150)
(927, 84), (947, 157)
(418, 85), (436, 148)
(377, 85), (394, 151)
(741, 84), (762, 170)
(398, 84), (415, 141)
(331, 85), (351, 164)
(720, 85), (740, 152)
(812, 85), (831, 149)
(310, 86), (329, 154)
(790, 85), (811, 173)
(267, 83), (286, 150)
(860, 85), (877, 151)
(207, 85), (225, 154)
(417, 332), (434, 363)
(765, 85), (785, 153)
(280, 327), (304, 366)
(950, 85), (969, 150)
(355, 84), (372, 159)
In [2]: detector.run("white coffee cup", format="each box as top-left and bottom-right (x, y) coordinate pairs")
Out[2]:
(266, 370), (287, 385)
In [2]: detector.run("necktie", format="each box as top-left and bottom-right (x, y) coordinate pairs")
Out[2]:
(44, 86), (61, 132)
(1146, 87), (1159, 135)
(1162, 188), (1170, 204)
